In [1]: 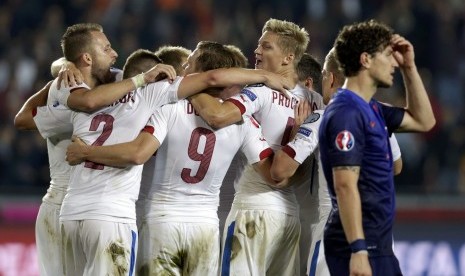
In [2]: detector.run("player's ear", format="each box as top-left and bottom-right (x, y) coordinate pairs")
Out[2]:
(360, 52), (371, 69)
(82, 53), (92, 65)
(329, 72), (336, 88)
(304, 77), (313, 90)
(283, 53), (294, 65)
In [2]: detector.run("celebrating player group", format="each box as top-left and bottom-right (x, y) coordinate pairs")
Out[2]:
(14, 16), (434, 276)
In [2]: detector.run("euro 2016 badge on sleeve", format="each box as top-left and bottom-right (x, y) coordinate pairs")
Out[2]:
(335, 130), (354, 151)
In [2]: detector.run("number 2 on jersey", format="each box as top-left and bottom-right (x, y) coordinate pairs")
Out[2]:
(181, 127), (216, 184)
(84, 114), (114, 170)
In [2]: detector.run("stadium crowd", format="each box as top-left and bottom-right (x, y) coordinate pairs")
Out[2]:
(0, 0), (464, 196)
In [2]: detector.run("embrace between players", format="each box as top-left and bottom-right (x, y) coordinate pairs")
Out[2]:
(15, 17), (434, 276)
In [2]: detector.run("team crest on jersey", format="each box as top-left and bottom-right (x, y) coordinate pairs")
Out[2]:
(304, 113), (320, 124)
(241, 89), (257, 101)
(297, 127), (312, 137)
(335, 130), (354, 151)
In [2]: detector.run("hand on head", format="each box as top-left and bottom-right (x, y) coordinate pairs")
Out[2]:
(391, 34), (415, 69)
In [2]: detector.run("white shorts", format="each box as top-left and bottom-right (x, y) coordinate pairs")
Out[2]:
(221, 207), (300, 276)
(137, 220), (220, 276)
(35, 201), (63, 276)
(61, 220), (137, 276)
(306, 218), (330, 276)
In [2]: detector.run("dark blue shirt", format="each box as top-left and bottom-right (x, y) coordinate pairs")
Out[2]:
(319, 88), (404, 257)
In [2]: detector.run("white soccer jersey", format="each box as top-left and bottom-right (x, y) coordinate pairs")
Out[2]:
(41, 79), (90, 204)
(34, 77), (182, 223)
(137, 99), (272, 225)
(225, 83), (322, 216)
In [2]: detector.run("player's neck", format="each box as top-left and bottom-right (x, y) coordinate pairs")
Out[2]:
(77, 66), (99, 89)
(344, 75), (377, 102)
(276, 67), (298, 89)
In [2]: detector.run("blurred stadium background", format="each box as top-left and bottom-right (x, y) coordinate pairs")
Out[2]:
(0, 0), (464, 275)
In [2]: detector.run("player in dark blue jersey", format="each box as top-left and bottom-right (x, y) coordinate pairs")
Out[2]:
(319, 20), (436, 276)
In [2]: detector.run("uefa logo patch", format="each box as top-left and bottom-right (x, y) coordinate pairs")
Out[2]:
(298, 127), (312, 137)
(241, 89), (257, 101)
(335, 130), (354, 151)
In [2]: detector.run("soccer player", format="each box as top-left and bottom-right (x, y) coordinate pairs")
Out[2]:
(318, 20), (435, 275)
(23, 38), (289, 274)
(154, 45), (191, 76)
(14, 23), (126, 276)
(65, 41), (280, 275)
(271, 47), (404, 276)
(293, 52), (325, 276)
(297, 53), (323, 94)
(189, 18), (323, 275)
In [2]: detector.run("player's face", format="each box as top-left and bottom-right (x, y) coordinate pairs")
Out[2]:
(254, 31), (287, 73)
(183, 49), (200, 75)
(90, 31), (118, 84)
(369, 45), (398, 88)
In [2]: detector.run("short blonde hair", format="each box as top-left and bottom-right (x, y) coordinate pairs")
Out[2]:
(262, 18), (309, 64)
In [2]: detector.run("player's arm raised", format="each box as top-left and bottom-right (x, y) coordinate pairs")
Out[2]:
(187, 68), (291, 129)
(66, 64), (176, 112)
(14, 81), (52, 130)
(392, 35), (435, 132)
(189, 93), (242, 129)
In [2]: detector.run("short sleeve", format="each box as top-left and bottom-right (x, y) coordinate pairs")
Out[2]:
(145, 104), (173, 145)
(240, 116), (273, 164)
(379, 103), (404, 133)
(49, 78), (90, 108)
(286, 112), (322, 164)
(140, 77), (182, 110)
(34, 105), (73, 139)
(226, 86), (266, 118)
(323, 106), (365, 167)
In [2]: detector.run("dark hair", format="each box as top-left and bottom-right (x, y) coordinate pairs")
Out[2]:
(123, 49), (162, 79)
(61, 23), (103, 63)
(297, 53), (322, 91)
(334, 19), (393, 77)
(154, 45), (191, 75)
(195, 41), (235, 72)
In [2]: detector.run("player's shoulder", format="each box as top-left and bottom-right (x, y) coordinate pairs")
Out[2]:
(243, 83), (271, 93)
(304, 110), (324, 124)
(239, 84), (270, 102)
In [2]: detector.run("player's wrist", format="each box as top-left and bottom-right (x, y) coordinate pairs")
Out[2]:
(352, 250), (368, 255)
(131, 73), (146, 88)
(349, 239), (367, 254)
